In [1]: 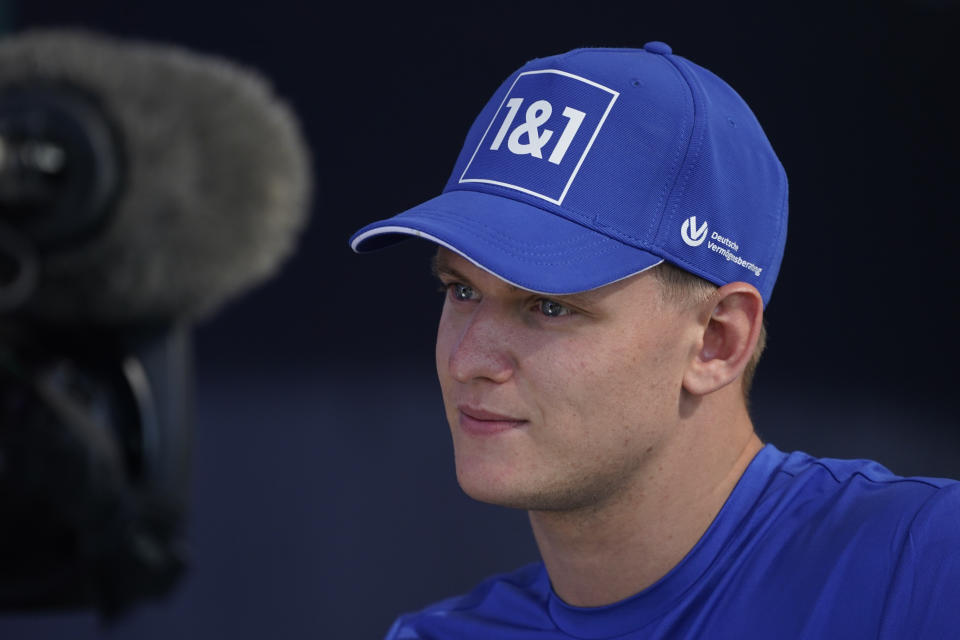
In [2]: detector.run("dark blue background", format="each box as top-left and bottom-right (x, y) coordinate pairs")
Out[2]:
(1, 1), (958, 638)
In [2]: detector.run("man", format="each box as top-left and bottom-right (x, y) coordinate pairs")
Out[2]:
(351, 43), (959, 639)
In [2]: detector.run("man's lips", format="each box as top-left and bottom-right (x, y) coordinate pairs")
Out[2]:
(457, 405), (527, 435)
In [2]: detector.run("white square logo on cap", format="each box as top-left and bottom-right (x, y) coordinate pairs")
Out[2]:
(459, 69), (618, 205)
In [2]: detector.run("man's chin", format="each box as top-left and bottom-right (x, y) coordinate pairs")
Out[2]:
(455, 471), (587, 512)
(455, 468), (537, 510)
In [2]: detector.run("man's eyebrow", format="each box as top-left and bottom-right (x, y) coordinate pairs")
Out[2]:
(431, 253), (463, 281)
(432, 253), (519, 292)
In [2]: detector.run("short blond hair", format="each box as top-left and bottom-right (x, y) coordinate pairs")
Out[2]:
(651, 262), (766, 399)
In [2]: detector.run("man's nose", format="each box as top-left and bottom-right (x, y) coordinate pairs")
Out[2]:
(446, 304), (516, 385)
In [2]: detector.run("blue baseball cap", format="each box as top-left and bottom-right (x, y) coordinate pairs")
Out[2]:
(350, 42), (788, 305)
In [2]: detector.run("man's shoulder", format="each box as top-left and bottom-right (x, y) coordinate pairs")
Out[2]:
(763, 447), (958, 521)
(384, 563), (550, 640)
(775, 447), (956, 487)
(383, 452), (960, 639)
(750, 448), (960, 556)
(755, 445), (959, 542)
(690, 447), (960, 637)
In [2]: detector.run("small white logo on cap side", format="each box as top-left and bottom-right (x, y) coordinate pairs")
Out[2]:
(681, 217), (708, 247)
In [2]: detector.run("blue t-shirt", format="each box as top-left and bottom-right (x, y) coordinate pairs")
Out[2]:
(386, 445), (960, 639)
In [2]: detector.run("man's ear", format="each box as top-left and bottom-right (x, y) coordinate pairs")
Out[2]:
(682, 283), (764, 396)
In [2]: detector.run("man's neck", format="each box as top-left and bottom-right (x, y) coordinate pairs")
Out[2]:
(528, 404), (762, 608)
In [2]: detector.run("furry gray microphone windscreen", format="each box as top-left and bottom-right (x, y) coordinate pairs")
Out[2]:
(0, 29), (313, 616)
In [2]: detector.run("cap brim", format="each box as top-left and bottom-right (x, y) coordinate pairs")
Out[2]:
(351, 190), (663, 294)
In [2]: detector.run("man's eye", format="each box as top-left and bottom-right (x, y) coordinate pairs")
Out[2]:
(450, 283), (476, 301)
(537, 299), (570, 317)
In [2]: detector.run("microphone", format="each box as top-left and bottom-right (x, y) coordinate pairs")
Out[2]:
(0, 28), (312, 324)
(0, 28), (312, 616)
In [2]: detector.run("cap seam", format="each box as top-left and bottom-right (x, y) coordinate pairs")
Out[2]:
(446, 183), (596, 232)
(435, 191), (664, 258)
(411, 206), (605, 253)
(446, 229), (621, 268)
(654, 54), (707, 245)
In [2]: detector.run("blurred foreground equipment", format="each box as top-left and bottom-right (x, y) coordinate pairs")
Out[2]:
(0, 29), (312, 617)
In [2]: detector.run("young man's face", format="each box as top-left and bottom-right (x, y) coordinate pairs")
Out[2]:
(434, 248), (699, 512)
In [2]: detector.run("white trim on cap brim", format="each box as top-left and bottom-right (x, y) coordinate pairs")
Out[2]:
(351, 225), (664, 295)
